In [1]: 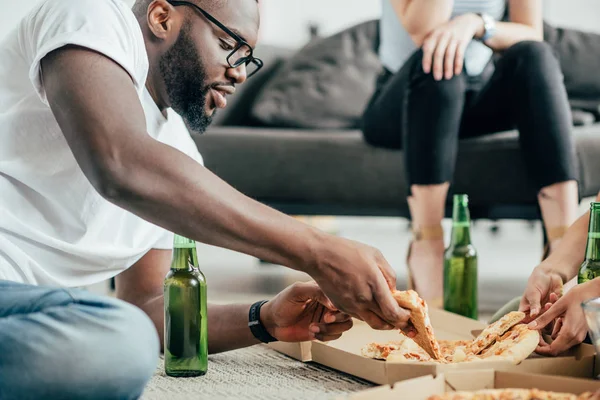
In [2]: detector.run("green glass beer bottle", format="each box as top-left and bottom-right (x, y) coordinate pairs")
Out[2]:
(578, 202), (600, 284)
(164, 235), (208, 377)
(444, 194), (478, 320)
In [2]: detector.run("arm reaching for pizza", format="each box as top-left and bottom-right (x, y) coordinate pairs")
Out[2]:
(41, 46), (412, 333)
(528, 278), (600, 356)
(519, 192), (600, 318)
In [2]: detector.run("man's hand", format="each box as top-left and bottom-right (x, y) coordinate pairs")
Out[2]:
(528, 279), (600, 356)
(260, 281), (353, 342)
(519, 265), (565, 319)
(422, 13), (483, 81)
(306, 236), (412, 334)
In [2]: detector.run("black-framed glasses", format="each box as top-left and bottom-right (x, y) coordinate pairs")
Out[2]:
(167, 0), (263, 78)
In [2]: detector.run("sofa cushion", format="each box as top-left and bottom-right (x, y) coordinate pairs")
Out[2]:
(248, 21), (600, 130)
(250, 20), (381, 130)
(195, 124), (600, 216)
(544, 23), (600, 104)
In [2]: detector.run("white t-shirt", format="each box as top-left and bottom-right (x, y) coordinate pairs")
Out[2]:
(0, 0), (204, 287)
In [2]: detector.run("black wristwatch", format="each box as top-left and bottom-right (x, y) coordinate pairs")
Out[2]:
(248, 300), (278, 343)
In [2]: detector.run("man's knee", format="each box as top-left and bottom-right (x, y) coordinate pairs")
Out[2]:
(0, 295), (159, 400)
(70, 299), (160, 399)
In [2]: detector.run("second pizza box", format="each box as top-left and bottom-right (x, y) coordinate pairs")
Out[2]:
(342, 370), (600, 400)
(270, 308), (597, 385)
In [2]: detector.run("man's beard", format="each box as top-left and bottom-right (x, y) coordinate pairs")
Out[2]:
(159, 22), (212, 133)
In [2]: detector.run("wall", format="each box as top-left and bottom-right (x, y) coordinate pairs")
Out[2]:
(0, 0), (598, 46)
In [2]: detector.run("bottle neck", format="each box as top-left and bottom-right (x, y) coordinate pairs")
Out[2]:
(450, 222), (472, 246)
(171, 246), (198, 271)
(585, 209), (600, 261)
(450, 201), (472, 246)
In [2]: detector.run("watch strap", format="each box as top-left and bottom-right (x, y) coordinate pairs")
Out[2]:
(248, 300), (278, 343)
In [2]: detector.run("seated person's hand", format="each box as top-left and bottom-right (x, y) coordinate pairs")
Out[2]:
(421, 13), (484, 81)
(519, 265), (565, 320)
(528, 279), (600, 356)
(260, 281), (353, 343)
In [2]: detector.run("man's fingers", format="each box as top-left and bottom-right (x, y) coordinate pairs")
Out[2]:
(292, 281), (337, 311)
(549, 292), (560, 303)
(323, 311), (351, 324)
(375, 250), (397, 291)
(373, 277), (411, 329)
(312, 320), (354, 338)
(444, 39), (458, 80)
(360, 310), (397, 330)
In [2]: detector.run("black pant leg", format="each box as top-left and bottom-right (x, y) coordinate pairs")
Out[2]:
(362, 49), (468, 186)
(460, 41), (578, 190)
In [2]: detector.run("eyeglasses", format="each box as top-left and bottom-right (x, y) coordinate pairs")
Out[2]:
(167, 0), (263, 78)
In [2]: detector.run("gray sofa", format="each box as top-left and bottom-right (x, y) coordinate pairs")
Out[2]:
(192, 21), (600, 222)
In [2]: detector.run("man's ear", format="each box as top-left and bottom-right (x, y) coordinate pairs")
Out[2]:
(146, 0), (181, 42)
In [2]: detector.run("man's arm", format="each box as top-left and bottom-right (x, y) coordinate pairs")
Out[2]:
(116, 249), (354, 354)
(41, 46), (411, 331)
(115, 249), (260, 353)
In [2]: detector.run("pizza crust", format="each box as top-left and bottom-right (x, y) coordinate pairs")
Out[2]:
(479, 324), (540, 365)
(469, 311), (526, 355)
(427, 388), (589, 400)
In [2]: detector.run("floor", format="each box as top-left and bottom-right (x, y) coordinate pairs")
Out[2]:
(87, 204), (591, 316)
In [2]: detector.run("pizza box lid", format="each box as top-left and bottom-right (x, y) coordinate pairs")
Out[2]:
(270, 308), (597, 385)
(341, 370), (600, 400)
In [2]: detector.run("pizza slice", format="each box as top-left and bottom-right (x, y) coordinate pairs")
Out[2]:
(427, 388), (579, 400)
(469, 311), (526, 355)
(393, 290), (442, 360)
(361, 334), (433, 362)
(361, 341), (404, 360)
(438, 339), (474, 363)
(479, 324), (539, 364)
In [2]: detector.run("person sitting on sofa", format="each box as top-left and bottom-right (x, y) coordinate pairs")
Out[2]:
(0, 0), (414, 398)
(361, 0), (580, 306)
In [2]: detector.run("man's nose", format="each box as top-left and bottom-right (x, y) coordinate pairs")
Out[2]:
(226, 63), (247, 85)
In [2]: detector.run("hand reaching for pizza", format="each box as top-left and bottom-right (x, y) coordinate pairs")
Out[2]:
(259, 281), (353, 343)
(519, 265), (565, 319)
(528, 278), (600, 356)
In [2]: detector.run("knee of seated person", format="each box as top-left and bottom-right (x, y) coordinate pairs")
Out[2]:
(409, 48), (466, 98)
(505, 41), (559, 73)
(52, 300), (159, 399)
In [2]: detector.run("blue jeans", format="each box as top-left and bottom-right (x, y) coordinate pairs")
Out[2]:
(0, 281), (159, 400)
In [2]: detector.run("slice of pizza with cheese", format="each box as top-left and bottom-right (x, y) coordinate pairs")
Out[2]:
(362, 334), (433, 362)
(393, 290), (442, 360)
(469, 311), (526, 355)
(478, 324), (539, 364)
(427, 388), (580, 400)
(438, 340), (476, 363)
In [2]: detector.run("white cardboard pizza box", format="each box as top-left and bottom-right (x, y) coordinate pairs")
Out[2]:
(342, 370), (600, 400)
(270, 308), (597, 385)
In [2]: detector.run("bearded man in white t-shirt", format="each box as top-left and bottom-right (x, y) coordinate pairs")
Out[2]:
(0, 0), (414, 397)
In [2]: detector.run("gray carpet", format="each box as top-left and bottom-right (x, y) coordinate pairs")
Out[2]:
(142, 345), (373, 400)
